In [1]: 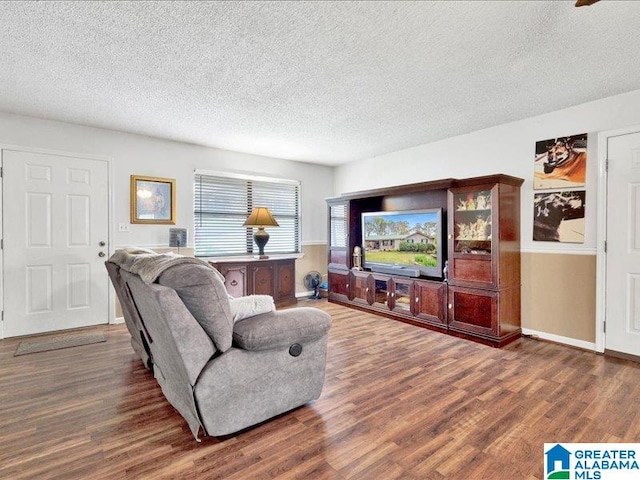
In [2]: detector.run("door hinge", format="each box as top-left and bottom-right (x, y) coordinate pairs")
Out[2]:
(604, 240), (607, 253)
(605, 158), (609, 172)
(1, 238), (3, 250)
(603, 321), (606, 333)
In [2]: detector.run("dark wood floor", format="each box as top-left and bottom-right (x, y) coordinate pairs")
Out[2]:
(1, 300), (639, 479)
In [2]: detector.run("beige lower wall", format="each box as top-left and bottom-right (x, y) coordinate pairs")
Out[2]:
(521, 252), (596, 342)
(295, 244), (328, 295)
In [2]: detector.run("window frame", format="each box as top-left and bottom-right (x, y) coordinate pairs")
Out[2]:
(194, 170), (301, 258)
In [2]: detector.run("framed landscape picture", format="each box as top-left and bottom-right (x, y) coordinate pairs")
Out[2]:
(534, 133), (587, 190)
(130, 175), (176, 224)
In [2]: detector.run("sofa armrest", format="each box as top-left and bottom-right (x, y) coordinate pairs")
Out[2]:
(232, 307), (331, 351)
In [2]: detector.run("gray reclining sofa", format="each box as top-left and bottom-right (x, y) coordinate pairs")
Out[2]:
(106, 250), (331, 440)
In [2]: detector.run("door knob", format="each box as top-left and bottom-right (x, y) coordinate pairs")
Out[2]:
(99, 241), (106, 247)
(98, 252), (106, 257)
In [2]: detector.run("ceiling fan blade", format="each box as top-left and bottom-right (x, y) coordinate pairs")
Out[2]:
(575, 0), (600, 6)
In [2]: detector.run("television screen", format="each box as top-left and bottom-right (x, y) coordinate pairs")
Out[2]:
(362, 208), (443, 278)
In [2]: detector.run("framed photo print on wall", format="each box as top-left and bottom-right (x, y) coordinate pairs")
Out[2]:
(533, 133), (587, 190)
(533, 189), (586, 243)
(130, 175), (176, 224)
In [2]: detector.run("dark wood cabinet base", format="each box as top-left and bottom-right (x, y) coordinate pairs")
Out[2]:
(209, 257), (298, 307)
(446, 327), (521, 348)
(329, 268), (520, 348)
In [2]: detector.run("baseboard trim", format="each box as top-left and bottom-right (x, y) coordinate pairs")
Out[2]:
(112, 316), (125, 325)
(604, 349), (640, 363)
(521, 247), (596, 255)
(521, 328), (596, 352)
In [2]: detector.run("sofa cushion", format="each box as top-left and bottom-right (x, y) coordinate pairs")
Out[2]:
(157, 264), (234, 352)
(233, 307), (331, 351)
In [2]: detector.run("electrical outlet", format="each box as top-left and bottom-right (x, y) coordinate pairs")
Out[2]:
(118, 223), (130, 232)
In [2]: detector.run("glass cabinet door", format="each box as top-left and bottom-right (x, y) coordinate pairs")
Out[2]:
(372, 277), (391, 309)
(452, 189), (492, 255)
(390, 279), (413, 314)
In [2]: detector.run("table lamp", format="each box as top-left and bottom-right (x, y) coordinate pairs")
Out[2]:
(243, 207), (279, 258)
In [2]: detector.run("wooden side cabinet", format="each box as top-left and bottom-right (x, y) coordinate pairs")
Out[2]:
(209, 257), (298, 307)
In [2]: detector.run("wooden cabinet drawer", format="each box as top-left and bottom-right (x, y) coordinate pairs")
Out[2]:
(450, 257), (494, 288)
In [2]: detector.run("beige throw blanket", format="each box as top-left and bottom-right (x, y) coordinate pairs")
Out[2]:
(108, 248), (216, 284)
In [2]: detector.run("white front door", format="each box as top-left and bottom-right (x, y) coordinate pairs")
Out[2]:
(605, 131), (640, 356)
(2, 149), (109, 338)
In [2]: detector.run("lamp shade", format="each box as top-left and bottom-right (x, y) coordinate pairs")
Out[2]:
(243, 207), (279, 228)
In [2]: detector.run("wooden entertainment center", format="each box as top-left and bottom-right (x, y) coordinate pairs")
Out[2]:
(326, 174), (523, 347)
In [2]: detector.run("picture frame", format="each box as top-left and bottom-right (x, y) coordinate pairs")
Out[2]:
(533, 189), (586, 243)
(533, 133), (587, 190)
(130, 175), (176, 224)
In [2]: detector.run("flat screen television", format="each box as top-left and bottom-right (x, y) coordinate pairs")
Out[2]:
(361, 208), (444, 278)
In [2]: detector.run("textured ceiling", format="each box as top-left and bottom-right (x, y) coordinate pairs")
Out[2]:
(1, 1), (640, 165)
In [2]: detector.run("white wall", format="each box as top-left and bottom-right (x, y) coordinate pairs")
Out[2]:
(335, 88), (640, 254)
(0, 112), (334, 249)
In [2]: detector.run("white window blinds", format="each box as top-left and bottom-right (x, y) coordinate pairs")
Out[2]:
(194, 172), (301, 257)
(330, 203), (347, 248)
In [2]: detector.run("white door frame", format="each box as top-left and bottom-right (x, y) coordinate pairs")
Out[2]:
(0, 143), (115, 339)
(595, 125), (640, 353)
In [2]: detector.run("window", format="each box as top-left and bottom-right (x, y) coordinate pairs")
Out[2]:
(194, 171), (301, 257)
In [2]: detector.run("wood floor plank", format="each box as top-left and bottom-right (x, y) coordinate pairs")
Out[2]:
(1, 299), (640, 479)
